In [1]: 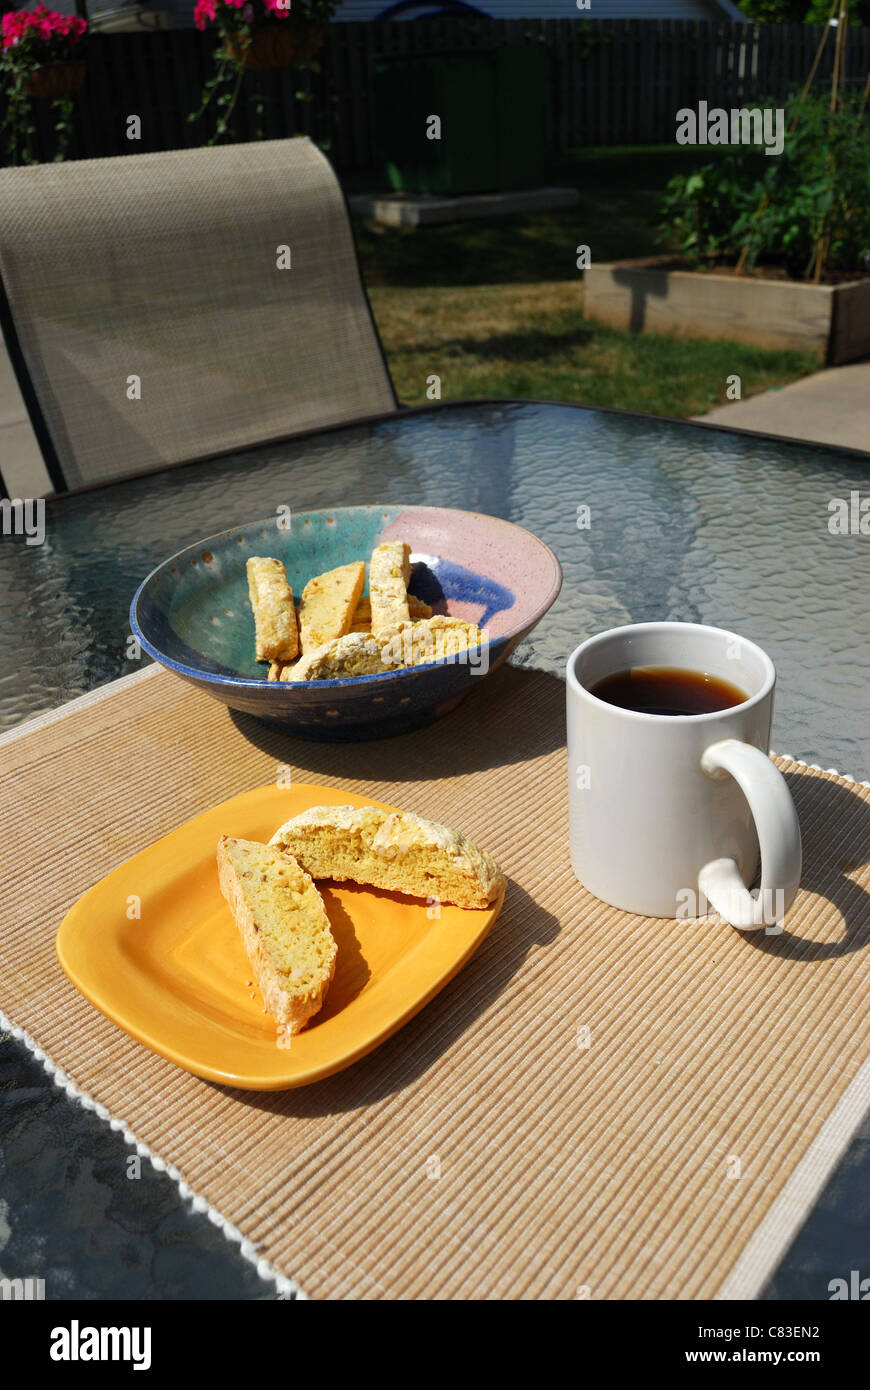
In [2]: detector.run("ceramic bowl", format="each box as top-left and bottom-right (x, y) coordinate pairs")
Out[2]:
(130, 504), (561, 740)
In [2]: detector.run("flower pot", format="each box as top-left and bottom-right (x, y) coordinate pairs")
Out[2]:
(226, 21), (324, 70)
(24, 61), (87, 101)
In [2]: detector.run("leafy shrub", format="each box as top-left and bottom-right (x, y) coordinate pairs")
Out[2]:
(658, 95), (870, 279)
(740, 1), (870, 23)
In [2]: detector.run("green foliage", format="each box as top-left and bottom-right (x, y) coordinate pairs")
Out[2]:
(738, 1), (810, 19)
(804, 0), (870, 21)
(739, 0), (870, 21)
(657, 95), (870, 279)
(1, 78), (37, 164)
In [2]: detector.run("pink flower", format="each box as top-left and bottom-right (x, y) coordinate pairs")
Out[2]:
(1, 5), (87, 48)
(193, 0), (216, 28)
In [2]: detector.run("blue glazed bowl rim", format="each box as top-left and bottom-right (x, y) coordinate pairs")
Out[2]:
(129, 504), (562, 693)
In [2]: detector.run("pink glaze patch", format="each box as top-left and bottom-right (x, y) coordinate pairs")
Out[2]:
(377, 507), (560, 641)
(445, 601), (487, 627)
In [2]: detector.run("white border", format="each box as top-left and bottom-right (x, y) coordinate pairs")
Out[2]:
(771, 749), (870, 788)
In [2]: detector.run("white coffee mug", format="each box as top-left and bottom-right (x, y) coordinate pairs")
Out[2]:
(566, 622), (802, 928)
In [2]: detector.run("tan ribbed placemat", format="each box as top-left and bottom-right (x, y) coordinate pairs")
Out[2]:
(1, 663), (868, 1300)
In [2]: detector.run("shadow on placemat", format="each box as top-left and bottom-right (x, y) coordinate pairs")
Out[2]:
(741, 770), (870, 962)
(223, 879), (559, 1118)
(228, 663), (566, 780)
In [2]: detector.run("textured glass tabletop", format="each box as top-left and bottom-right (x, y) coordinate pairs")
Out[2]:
(1, 400), (869, 1300)
(2, 400), (869, 775)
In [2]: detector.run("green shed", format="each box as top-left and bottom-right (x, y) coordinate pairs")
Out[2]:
(372, 45), (548, 196)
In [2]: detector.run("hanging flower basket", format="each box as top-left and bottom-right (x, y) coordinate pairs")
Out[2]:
(226, 20), (324, 70)
(1, 5), (88, 163)
(190, 0), (336, 145)
(24, 58), (86, 100)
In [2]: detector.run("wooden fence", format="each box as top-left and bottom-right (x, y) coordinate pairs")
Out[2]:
(4, 19), (870, 171)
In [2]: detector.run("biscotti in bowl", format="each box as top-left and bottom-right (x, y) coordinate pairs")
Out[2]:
(131, 504), (561, 741)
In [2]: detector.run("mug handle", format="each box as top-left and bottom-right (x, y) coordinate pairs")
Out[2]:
(697, 738), (802, 932)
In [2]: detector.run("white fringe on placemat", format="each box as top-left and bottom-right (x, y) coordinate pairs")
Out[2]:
(770, 750), (870, 788)
(0, 1005), (308, 1302)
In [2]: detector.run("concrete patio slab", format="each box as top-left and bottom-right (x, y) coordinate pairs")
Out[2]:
(695, 361), (870, 453)
(348, 186), (579, 228)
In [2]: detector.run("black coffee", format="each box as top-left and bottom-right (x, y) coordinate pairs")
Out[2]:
(589, 666), (748, 716)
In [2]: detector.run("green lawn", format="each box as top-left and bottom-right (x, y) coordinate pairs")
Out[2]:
(352, 147), (818, 416)
(368, 283), (818, 418)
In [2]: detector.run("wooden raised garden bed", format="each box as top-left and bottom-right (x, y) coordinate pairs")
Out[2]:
(584, 258), (870, 366)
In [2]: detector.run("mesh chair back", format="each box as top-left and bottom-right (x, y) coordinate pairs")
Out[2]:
(0, 138), (396, 491)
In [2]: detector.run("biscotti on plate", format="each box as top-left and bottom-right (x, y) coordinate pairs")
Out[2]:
(246, 557), (299, 663)
(217, 835), (337, 1033)
(269, 805), (505, 909)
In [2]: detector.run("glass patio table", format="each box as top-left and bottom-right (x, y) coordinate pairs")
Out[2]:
(1, 399), (869, 1299)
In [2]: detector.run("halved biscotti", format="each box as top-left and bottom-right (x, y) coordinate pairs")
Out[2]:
(285, 616), (486, 681)
(369, 541), (412, 632)
(402, 615), (486, 662)
(216, 836), (337, 1033)
(246, 557), (299, 663)
(269, 805), (505, 909)
(282, 631), (392, 680)
(298, 561), (365, 653)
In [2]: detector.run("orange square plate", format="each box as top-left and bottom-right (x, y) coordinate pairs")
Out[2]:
(56, 783), (504, 1090)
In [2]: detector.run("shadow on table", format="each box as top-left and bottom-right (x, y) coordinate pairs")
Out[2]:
(739, 770), (870, 961)
(224, 877), (560, 1117)
(228, 662), (566, 780)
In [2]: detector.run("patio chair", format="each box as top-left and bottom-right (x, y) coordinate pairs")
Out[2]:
(0, 137), (397, 494)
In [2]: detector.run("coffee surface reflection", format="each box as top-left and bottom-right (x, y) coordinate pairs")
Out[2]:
(588, 666), (748, 717)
